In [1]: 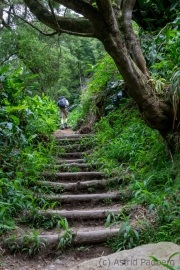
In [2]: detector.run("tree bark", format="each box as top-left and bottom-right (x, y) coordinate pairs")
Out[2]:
(21, 0), (177, 149)
(26, 209), (122, 219)
(45, 192), (124, 203)
(4, 229), (120, 247)
(23, 0), (95, 36)
(0, 0), (4, 25)
(37, 179), (109, 191)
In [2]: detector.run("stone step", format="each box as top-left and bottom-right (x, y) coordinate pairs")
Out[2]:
(55, 163), (99, 168)
(4, 229), (119, 247)
(55, 145), (93, 153)
(54, 134), (93, 140)
(27, 208), (122, 220)
(56, 159), (84, 164)
(44, 192), (122, 203)
(55, 143), (93, 150)
(54, 163), (100, 172)
(55, 144), (90, 148)
(42, 171), (105, 181)
(55, 138), (89, 143)
(57, 152), (86, 158)
(37, 179), (109, 191)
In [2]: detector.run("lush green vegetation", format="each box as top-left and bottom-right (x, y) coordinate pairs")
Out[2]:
(68, 19), (180, 252)
(0, 2), (180, 259)
(0, 66), (59, 235)
(92, 104), (180, 251)
(0, 23), (105, 104)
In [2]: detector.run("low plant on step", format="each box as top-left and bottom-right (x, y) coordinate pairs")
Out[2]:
(57, 218), (73, 250)
(106, 216), (139, 252)
(20, 209), (60, 229)
(105, 211), (130, 227)
(68, 166), (81, 172)
(4, 230), (47, 256)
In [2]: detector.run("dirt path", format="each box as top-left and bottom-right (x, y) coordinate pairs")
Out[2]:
(0, 129), (148, 270)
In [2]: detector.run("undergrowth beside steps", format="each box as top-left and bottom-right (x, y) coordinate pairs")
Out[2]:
(0, 67), (59, 236)
(82, 103), (180, 251)
(1, 66), (180, 255)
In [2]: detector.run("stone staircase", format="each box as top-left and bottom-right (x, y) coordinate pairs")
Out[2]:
(7, 133), (125, 247)
(37, 132), (123, 245)
(1, 131), (156, 269)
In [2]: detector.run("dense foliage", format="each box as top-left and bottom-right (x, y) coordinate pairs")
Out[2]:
(0, 66), (59, 235)
(0, 22), (105, 104)
(91, 103), (180, 251)
(69, 18), (180, 129)
(0, 0), (180, 258)
(68, 20), (180, 251)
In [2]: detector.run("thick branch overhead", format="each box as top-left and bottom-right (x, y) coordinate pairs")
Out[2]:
(121, 0), (148, 75)
(53, 0), (102, 24)
(23, 0), (95, 36)
(96, 0), (118, 31)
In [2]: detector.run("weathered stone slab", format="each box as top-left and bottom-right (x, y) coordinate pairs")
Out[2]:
(70, 242), (180, 270)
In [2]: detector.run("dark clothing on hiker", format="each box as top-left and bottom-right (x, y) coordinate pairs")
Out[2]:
(57, 96), (69, 129)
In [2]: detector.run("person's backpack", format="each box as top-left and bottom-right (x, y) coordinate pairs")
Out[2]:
(57, 98), (66, 108)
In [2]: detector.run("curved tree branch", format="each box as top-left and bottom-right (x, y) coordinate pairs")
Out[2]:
(48, 0), (61, 31)
(54, 0), (102, 24)
(121, 0), (149, 75)
(23, 0), (96, 37)
(11, 13), (59, 36)
(0, 0), (4, 24)
(114, 0), (122, 18)
(0, 1), (12, 30)
(1, 54), (15, 65)
(96, 0), (118, 32)
(47, 0), (95, 37)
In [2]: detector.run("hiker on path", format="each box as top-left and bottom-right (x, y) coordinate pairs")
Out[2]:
(57, 96), (69, 130)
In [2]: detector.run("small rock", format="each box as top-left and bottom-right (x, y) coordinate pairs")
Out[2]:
(54, 259), (64, 265)
(70, 242), (180, 270)
(49, 265), (56, 270)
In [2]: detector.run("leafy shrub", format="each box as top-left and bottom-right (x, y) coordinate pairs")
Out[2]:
(0, 66), (58, 235)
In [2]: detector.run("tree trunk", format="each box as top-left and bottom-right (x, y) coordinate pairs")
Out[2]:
(21, 0), (178, 150)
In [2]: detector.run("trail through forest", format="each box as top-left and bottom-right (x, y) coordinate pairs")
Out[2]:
(1, 129), (151, 270)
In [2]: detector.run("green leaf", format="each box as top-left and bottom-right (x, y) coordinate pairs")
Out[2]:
(118, 221), (129, 237)
(25, 74), (39, 80)
(6, 105), (28, 113)
(105, 214), (111, 227)
(166, 27), (172, 43)
(133, 230), (139, 239)
(0, 65), (9, 75)
(167, 252), (180, 264)
(125, 225), (131, 234)
(9, 115), (20, 125)
(149, 203), (155, 212)
(149, 256), (176, 270)
(138, 0), (144, 8)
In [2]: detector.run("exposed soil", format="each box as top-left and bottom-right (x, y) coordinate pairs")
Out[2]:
(0, 244), (112, 270)
(53, 128), (76, 136)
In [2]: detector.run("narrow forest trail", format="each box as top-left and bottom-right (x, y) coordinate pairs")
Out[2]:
(1, 129), (150, 270)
